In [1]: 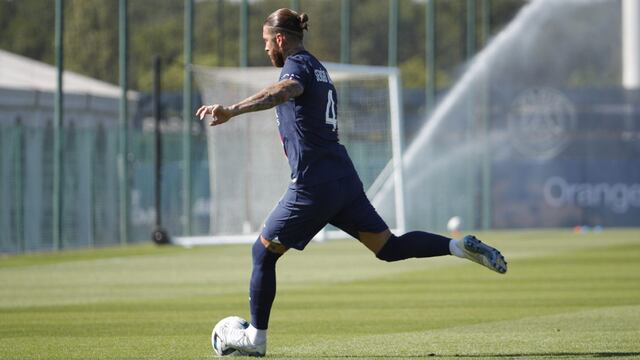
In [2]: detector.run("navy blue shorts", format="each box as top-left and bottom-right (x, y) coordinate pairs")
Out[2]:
(261, 175), (389, 250)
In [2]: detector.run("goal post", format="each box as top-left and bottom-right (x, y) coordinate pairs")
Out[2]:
(175, 63), (405, 247)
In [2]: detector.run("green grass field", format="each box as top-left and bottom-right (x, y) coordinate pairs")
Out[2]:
(1, 229), (639, 359)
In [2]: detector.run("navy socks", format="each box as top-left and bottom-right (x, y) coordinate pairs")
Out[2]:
(249, 238), (281, 330)
(375, 231), (451, 262)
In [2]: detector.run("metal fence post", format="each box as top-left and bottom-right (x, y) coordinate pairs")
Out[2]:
(388, 0), (398, 67)
(290, 0), (300, 12)
(240, 0), (248, 67)
(426, 0), (436, 112)
(481, 0), (492, 230)
(341, 0), (351, 64)
(119, 0), (129, 245)
(15, 118), (24, 252)
(183, 0), (194, 236)
(53, 0), (64, 251)
(465, 0), (477, 230)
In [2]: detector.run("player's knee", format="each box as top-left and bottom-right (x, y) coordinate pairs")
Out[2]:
(375, 234), (401, 262)
(260, 234), (289, 254)
(252, 237), (283, 268)
(359, 229), (393, 254)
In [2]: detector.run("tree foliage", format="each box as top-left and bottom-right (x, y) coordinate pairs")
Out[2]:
(64, 0), (119, 84)
(0, 0), (526, 91)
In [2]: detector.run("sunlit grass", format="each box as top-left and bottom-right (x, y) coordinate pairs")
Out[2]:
(1, 229), (639, 359)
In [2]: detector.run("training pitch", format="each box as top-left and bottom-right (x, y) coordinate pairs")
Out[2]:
(1, 229), (639, 359)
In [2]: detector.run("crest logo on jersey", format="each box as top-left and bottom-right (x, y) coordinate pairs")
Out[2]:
(314, 69), (332, 84)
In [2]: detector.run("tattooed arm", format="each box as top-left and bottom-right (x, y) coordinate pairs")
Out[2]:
(195, 79), (303, 126)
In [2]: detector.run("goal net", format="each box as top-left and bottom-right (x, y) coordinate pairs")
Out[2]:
(178, 63), (404, 246)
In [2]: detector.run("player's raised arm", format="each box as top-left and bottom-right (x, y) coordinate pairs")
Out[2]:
(195, 79), (303, 126)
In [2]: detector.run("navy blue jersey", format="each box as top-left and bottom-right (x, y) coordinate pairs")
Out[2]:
(276, 50), (357, 187)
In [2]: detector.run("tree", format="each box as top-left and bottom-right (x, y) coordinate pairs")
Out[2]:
(0, 0), (530, 92)
(0, 0), (55, 63)
(64, 0), (119, 85)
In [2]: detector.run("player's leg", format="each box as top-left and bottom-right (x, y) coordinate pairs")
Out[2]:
(360, 229), (451, 260)
(329, 177), (451, 260)
(337, 222), (449, 259)
(250, 236), (287, 332)
(216, 236), (284, 357)
(331, 176), (507, 273)
(246, 236), (287, 354)
(220, 184), (336, 356)
(365, 230), (507, 274)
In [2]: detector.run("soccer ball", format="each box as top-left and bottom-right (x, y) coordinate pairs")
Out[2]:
(447, 216), (462, 234)
(211, 316), (249, 356)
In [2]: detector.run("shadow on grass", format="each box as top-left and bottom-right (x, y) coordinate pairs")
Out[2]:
(445, 353), (640, 358)
(272, 352), (640, 358)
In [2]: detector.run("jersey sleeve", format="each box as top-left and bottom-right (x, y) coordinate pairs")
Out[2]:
(279, 55), (311, 91)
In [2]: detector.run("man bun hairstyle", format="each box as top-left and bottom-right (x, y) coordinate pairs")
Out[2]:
(264, 8), (309, 40)
(298, 13), (309, 31)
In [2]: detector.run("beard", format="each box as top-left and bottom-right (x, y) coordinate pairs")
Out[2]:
(269, 50), (285, 68)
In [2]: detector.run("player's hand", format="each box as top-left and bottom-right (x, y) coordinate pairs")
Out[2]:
(195, 104), (233, 126)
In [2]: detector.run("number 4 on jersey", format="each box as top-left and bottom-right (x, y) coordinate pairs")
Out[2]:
(325, 90), (337, 131)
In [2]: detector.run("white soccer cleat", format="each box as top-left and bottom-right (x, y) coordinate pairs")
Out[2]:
(456, 235), (507, 274)
(214, 324), (266, 357)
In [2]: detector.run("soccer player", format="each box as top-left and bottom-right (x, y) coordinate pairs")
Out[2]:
(196, 8), (507, 357)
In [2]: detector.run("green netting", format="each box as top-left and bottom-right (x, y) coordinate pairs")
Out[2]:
(0, 103), (210, 254)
